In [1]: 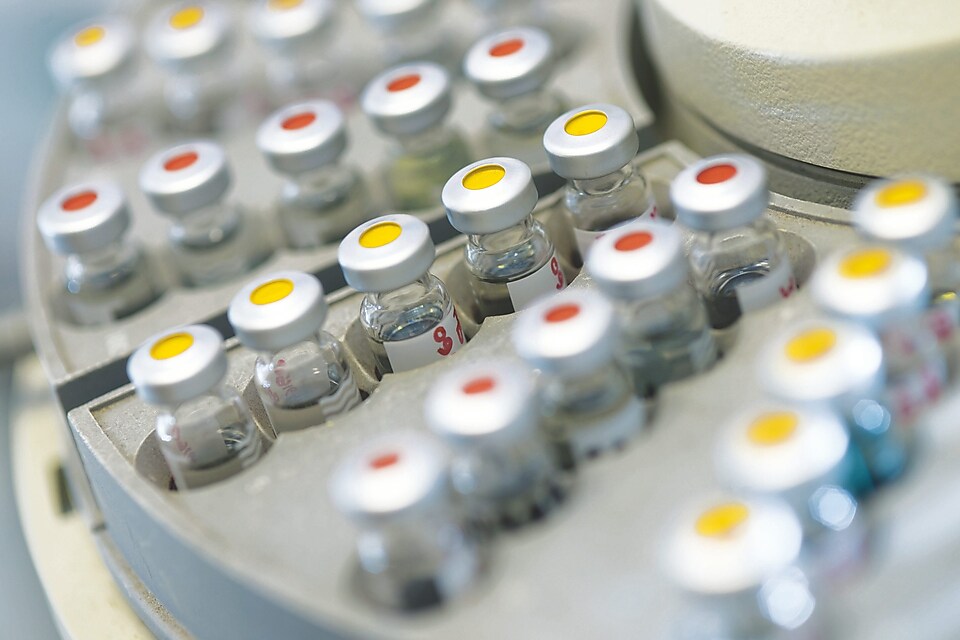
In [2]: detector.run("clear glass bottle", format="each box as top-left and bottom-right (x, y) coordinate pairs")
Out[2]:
(229, 271), (361, 434)
(140, 140), (273, 287)
(37, 181), (163, 325)
(544, 103), (657, 262)
(443, 157), (566, 317)
(463, 27), (565, 168)
(339, 214), (466, 376)
(257, 100), (370, 248)
(354, 0), (455, 71)
(362, 62), (472, 211)
(586, 221), (716, 398)
(329, 431), (481, 611)
(127, 325), (264, 490)
(513, 289), (644, 468)
(673, 154), (797, 329)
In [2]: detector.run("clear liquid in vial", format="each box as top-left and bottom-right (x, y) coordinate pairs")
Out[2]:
(367, 303), (446, 377)
(279, 172), (368, 249)
(386, 135), (471, 211)
(621, 328), (716, 398)
(64, 252), (161, 325)
(703, 263), (770, 329)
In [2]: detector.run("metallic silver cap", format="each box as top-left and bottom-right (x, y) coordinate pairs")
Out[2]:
(672, 154), (769, 231)
(853, 175), (959, 253)
(139, 140), (232, 216)
(145, 2), (232, 71)
(758, 318), (885, 406)
(37, 180), (130, 255)
(248, 0), (336, 53)
(463, 27), (554, 100)
(127, 324), (228, 406)
(585, 220), (687, 299)
(542, 103), (639, 180)
(663, 495), (803, 595)
(810, 245), (929, 329)
(354, 0), (439, 29)
(338, 214), (436, 292)
(228, 271), (327, 352)
(442, 157), (538, 234)
(49, 16), (135, 89)
(425, 361), (537, 447)
(329, 430), (449, 524)
(361, 62), (452, 137)
(256, 100), (347, 176)
(512, 288), (616, 377)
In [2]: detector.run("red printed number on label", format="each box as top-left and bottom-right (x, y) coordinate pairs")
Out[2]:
(779, 276), (797, 299)
(434, 308), (465, 356)
(550, 257), (565, 290)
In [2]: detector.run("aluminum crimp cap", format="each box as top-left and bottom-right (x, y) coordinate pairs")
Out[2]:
(49, 16), (135, 89)
(37, 180), (131, 255)
(139, 140), (232, 216)
(442, 157), (539, 234)
(145, 2), (232, 71)
(425, 361), (537, 447)
(672, 154), (769, 231)
(354, 0), (439, 29)
(543, 103), (639, 180)
(329, 430), (449, 524)
(228, 270), (327, 352)
(127, 324), (228, 406)
(716, 402), (850, 496)
(512, 288), (617, 377)
(362, 62), (453, 137)
(757, 317), (885, 406)
(248, 0), (336, 52)
(257, 100), (347, 176)
(464, 27), (554, 101)
(853, 175), (959, 253)
(811, 245), (928, 329)
(586, 220), (687, 300)
(338, 213), (436, 292)
(663, 495), (802, 595)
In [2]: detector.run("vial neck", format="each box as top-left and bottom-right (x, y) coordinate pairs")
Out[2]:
(490, 89), (563, 132)
(393, 124), (453, 156)
(64, 240), (139, 284)
(169, 202), (240, 248)
(571, 163), (635, 196)
(368, 274), (435, 309)
(468, 217), (537, 252)
(286, 163), (355, 198)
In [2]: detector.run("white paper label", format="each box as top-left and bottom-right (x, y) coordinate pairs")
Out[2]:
(927, 299), (960, 344)
(506, 253), (567, 312)
(573, 201), (659, 259)
(734, 259), (797, 312)
(568, 397), (644, 460)
(384, 307), (465, 373)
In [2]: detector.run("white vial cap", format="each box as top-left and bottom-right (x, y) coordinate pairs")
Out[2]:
(329, 430), (448, 524)
(354, 0), (439, 29)
(139, 141), (231, 216)
(512, 288), (617, 377)
(248, 0), (336, 52)
(757, 318), (884, 406)
(672, 154), (769, 231)
(127, 324), (228, 406)
(257, 100), (347, 176)
(542, 103), (639, 180)
(228, 271), (327, 352)
(716, 403), (850, 496)
(586, 220), (687, 300)
(49, 17), (135, 89)
(145, 2), (232, 71)
(810, 245), (928, 329)
(442, 157), (538, 234)
(37, 181), (130, 255)
(425, 361), (537, 447)
(464, 27), (554, 101)
(362, 62), (452, 137)
(338, 214), (435, 292)
(663, 496), (802, 595)
(853, 175), (958, 253)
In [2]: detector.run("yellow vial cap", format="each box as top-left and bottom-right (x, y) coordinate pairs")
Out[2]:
(359, 221), (402, 248)
(170, 6), (204, 29)
(150, 333), (195, 360)
(838, 248), (892, 279)
(268, 0), (304, 9)
(875, 180), (927, 208)
(564, 110), (607, 136)
(74, 25), (105, 47)
(250, 278), (294, 305)
(747, 412), (798, 446)
(695, 502), (750, 538)
(784, 327), (836, 363)
(462, 164), (506, 190)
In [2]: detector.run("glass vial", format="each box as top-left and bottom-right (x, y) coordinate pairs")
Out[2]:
(139, 140), (274, 287)
(354, 0), (454, 70)
(673, 154), (797, 329)
(443, 157), (566, 318)
(257, 99), (370, 248)
(127, 325), (264, 490)
(586, 221), (716, 398)
(338, 214), (465, 376)
(329, 431), (482, 611)
(512, 288), (644, 467)
(543, 103), (657, 263)
(425, 362), (562, 529)
(463, 27), (564, 169)
(37, 180), (163, 325)
(361, 62), (471, 211)
(229, 270), (361, 434)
